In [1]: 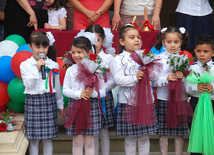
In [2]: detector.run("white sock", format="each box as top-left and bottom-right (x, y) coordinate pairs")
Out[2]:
(29, 140), (39, 155)
(159, 136), (168, 155)
(94, 135), (99, 155)
(101, 128), (110, 155)
(85, 135), (95, 155)
(138, 135), (150, 155)
(124, 136), (137, 155)
(73, 135), (84, 155)
(175, 136), (183, 155)
(42, 139), (53, 155)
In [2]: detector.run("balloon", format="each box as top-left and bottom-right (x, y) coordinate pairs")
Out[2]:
(56, 57), (66, 86)
(0, 56), (17, 83)
(150, 45), (165, 55)
(16, 44), (33, 53)
(5, 34), (26, 47)
(0, 81), (10, 106)
(11, 51), (33, 77)
(7, 99), (24, 113)
(0, 104), (7, 113)
(0, 40), (19, 57)
(61, 86), (69, 108)
(8, 77), (26, 103)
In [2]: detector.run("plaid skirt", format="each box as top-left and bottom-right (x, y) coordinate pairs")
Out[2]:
(101, 91), (115, 128)
(25, 93), (58, 140)
(116, 103), (157, 136)
(156, 99), (188, 136)
(66, 98), (101, 135)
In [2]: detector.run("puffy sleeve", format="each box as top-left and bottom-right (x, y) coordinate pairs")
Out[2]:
(59, 7), (67, 19)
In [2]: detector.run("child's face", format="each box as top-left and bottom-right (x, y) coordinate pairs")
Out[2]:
(94, 33), (103, 54)
(194, 44), (214, 64)
(71, 45), (90, 64)
(162, 32), (182, 54)
(45, 0), (55, 7)
(30, 43), (49, 61)
(119, 29), (141, 53)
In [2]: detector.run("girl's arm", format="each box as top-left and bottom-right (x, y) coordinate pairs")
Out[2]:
(63, 67), (82, 100)
(95, 0), (113, 16)
(111, 0), (122, 30)
(110, 56), (138, 87)
(151, 0), (162, 30)
(20, 61), (40, 89)
(16, 0), (38, 30)
(44, 8), (67, 29)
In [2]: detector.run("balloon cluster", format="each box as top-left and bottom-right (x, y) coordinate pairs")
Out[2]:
(0, 34), (68, 113)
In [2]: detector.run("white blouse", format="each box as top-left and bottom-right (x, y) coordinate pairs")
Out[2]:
(63, 64), (106, 100)
(48, 7), (67, 26)
(186, 60), (214, 99)
(176, 0), (213, 16)
(110, 50), (140, 104)
(120, 0), (155, 16)
(153, 51), (187, 101)
(20, 56), (64, 109)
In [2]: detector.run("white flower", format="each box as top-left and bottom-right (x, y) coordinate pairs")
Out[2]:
(6, 123), (15, 131)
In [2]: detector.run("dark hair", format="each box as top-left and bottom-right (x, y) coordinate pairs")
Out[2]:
(71, 36), (92, 53)
(155, 27), (189, 51)
(85, 24), (105, 41)
(84, 24), (105, 54)
(47, 0), (65, 10)
(29, 31), (57, 61)
(118, 25), (138, 54)
(196, 35), (214, 50)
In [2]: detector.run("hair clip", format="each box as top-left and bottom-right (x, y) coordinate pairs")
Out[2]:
(46, 31), (55, 46)
(179, 27), (186, 34)
(161, 27), (167, 33)
(125, 23), (134, 27)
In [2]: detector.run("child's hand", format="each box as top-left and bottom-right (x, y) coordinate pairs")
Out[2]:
(167, 73), (178, 81)
(175, 71), (183, 79)
(206, 84), (213, 93)
(85, 87), (94, 97)
(44, 23), (51, 29)
(136, 69), (144, 80)
(197, 83), (207, 93)
(37, 59), (46, 70)
(81, 90), (90, 100)
(59, 109), (65, 118)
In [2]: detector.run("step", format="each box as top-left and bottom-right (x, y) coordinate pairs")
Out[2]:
(33, 125), (190, 154)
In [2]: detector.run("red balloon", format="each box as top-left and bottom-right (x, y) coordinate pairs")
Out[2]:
(0, 81), (9, 106)
(11, 51), (33, 77)
(56, 57), (66, 86)
(183, 50), (194, 65)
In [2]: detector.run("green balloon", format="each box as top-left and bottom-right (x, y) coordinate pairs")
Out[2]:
(61, 86), (69, 108)
(5, 34), (26, 47)
(8, 77), (26, 103)
(7, 99), (24, 113)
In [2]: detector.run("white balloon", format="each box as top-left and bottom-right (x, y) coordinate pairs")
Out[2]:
(0, 40), (19, 57)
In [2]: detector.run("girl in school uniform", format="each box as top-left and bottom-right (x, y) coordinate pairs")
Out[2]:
(20, 31), (65, 155)
(63, 34), (106, 155)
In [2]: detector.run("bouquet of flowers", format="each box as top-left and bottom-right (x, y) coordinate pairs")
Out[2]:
(64, 54), (105, 134)
(122, 49), (162, 126)
(166, 51), (192, 128)
(62, 50), (75, 70)
(186, 71), (214, 154)
(0, 109), (16, 132)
